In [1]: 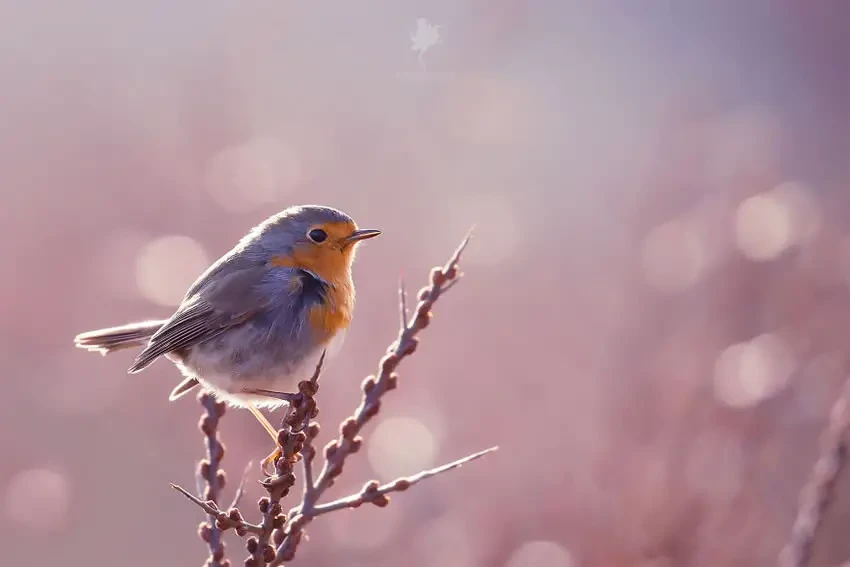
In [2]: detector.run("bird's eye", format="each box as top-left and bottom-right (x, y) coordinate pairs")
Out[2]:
(307, 228), (328, 243)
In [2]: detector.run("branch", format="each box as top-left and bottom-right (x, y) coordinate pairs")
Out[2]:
(176, 402), (263, 554)
(779, 375), (850, 567)
(245, 354), (324, 567)
(269, 232), (488, 565)
(309, 446), (498, 516)
(197, 393), (229, 567)
(172, 483), (263, 535)
(172, 232), (496, 567)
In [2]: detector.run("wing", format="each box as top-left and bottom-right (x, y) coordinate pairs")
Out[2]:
(127, 265), (275, 373)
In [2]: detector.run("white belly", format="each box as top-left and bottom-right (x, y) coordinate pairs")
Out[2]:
(174, 329), (346, 409)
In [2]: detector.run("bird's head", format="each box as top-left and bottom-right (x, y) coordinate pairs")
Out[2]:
(259, 205), (381, 285)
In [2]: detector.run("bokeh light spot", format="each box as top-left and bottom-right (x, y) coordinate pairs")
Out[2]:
(368, 416), (437, 480)
(771, 181), (822, 244)
(735, 192), (793, 261)
(5, 467), (71, 533)
(505, 540), (574, 567)
(135, 235), (209, 307)
(204, 136), (303, 213)
(713, 333), (795, 408)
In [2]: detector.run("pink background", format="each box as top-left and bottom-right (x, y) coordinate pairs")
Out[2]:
(1, 2), (849, 566)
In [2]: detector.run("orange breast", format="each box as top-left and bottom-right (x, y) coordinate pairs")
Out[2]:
(266, 220), (359, 339)
(308, 279), (354, 337)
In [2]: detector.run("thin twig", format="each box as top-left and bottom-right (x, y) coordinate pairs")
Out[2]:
(229, 461), (254, 510)
(309, 446), (498, 516)
(172, 483), (263, 535)
(779, 375), (850, 567)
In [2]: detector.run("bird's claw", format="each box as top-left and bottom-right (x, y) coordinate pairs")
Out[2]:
(261, 446), (282, 477)
(260, 446), (303, 476)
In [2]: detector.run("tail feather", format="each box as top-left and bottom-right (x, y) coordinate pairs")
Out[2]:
(74, 320), (167, 356)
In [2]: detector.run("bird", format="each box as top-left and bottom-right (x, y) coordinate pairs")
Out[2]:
(74, 205), (380, 471)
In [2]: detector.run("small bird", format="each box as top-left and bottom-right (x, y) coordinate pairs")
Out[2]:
(74, 205), (380, 470)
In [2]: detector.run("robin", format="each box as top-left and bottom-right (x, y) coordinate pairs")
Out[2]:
(74, 205), (380, 470)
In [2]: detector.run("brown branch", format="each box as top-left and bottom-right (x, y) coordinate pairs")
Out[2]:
(245, 354), (324, 567)
(196, 393), (229, 567)
(779, 375), (850, 567)
(268, 233), (490, 565)
(172, 483), (263, 535)
(176, 404), (261, 554)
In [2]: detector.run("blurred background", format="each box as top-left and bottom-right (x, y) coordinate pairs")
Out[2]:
(1, 1), (849, 566)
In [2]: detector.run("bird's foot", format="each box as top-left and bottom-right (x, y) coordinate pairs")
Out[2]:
(261, 446), (282, 477)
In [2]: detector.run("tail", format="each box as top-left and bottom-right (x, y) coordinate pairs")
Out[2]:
(73, 320), (167, 356)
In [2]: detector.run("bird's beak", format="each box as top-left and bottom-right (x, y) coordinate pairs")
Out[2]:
(344, 229), (382, 245)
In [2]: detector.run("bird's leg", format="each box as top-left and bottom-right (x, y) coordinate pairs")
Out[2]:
(247, 404), (284, 475)
(244, 389), (304, 475)
(246, 404), (279, 442)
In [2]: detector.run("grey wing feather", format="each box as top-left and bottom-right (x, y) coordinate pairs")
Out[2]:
(127, 266), (273, 373)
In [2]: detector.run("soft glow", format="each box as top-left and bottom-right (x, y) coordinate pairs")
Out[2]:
(135, 235), (209, 307)
(204, 136), (303, 213)
(327, 496), (402, 550)
(735, 192), (793, 261)
(368, 416), (438, 480)
(445, 76), (536, 146)
(685, 431), (745, 499)
(706, 106), (781, 183)
(41, 352), (123, 414)
(505, 540), (574, 567)
(5, 467), (70, 533)
(438, 193), (521, 266)
(713, 333), (795, 407)
(771, 181), (822, 244)
(641, 217), (707, 292)
(414, 513), (476, 567)
(91, 228), (148, 300)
